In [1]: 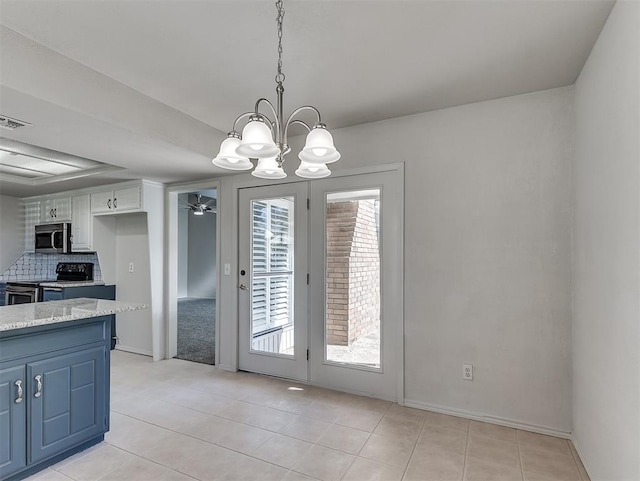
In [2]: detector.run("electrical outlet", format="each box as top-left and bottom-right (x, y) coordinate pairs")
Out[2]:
(128, 262), (134, 273)
(224, 263), (231, 276)
(463, 363), (473, 381)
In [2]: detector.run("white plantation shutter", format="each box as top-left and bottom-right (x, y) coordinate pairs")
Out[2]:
(252, 202), (268, 273)
(269, 275), (291, 327)
(252, 277), (268, 331)
(251, 199), (294, 335)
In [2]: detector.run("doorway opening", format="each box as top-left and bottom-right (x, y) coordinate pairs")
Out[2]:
(175, 189), (217, 364)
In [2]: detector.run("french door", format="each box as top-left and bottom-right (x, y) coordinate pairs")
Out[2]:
(238, 169), (402, 399)
(309, 171), (402, 399)
(238, 183), (309, 381)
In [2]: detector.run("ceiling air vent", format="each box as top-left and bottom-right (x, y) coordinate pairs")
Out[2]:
(0, 115), (32, 130)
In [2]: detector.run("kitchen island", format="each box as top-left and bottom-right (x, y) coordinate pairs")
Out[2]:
(0, 299), (147, 481)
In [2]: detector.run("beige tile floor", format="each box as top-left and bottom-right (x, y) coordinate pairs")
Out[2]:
(27, 351), (590, 481)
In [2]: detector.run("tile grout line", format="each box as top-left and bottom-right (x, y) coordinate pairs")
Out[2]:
(461, 422), (471, 481)
(516, 430), (526, 481)
(398, 412), (427, 481)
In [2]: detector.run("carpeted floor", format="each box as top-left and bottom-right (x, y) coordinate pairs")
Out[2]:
(175, 297), (215, 365)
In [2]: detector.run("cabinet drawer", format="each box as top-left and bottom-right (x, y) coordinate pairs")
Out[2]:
(0, 319), (107, 363)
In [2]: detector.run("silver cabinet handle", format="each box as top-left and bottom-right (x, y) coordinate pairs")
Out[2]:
(15, 380), (23, 404)
(34, 375), (42, 398)
(239, 284), (248, 290)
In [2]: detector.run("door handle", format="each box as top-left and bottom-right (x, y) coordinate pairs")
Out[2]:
(34, 375), (42, 398)
(15, 380), (23, 404)
(113, 198), (117, 209)
(238, 284), (248, 290)
(107, 199), (111, 209)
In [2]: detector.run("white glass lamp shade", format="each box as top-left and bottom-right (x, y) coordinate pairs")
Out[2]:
(252, 157), (287, 179)
(236, 120), (280, 158)
(193, 209), (204, 216)
(295, 160), (331, 179)
(298, 127), (340, 164)
(212, 137), (253, 170)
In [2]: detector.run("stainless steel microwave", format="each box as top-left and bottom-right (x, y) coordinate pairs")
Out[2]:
(35, 223), (72, 254)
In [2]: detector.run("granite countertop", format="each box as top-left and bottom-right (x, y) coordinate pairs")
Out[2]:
(0, 298), (148, 332)
(39, 281), (107, 288)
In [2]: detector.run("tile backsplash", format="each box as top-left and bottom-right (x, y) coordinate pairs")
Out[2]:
(0, 253), (103, 282)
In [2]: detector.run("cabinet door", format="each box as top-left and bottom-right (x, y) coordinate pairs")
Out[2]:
(24, 201), (41, 252)
(28, 347), (106, 463)
(71, 195), (92, 250)
(54, 197), (72, 222)
(113, 186), (141, 212)
(0, 366), (26, 479)
(40, 198), (71, 222)
(91, 191), (113, 214)
(40, 198), (56, 223)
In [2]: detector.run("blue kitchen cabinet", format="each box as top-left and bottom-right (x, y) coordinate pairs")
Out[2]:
(0, 366), (26, 479)
(28, 347), (106, 464)
(0, 316), (110, 481)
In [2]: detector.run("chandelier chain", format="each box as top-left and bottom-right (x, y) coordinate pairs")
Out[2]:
(275, 0), (285, 84)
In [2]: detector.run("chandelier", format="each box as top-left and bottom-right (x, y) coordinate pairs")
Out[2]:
(212, 0), (340, 179)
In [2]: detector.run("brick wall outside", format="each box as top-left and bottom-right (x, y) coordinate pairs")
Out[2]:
(326, 199), (380, 346)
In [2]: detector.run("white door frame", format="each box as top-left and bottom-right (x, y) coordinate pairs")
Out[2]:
(165, 180), (221, 363)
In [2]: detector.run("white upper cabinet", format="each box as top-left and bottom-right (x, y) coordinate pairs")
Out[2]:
(91, 186), (141, 215)
(71, 194), (92, 251)
(24, 201), (41, 252)
(40, 197), (71, 223)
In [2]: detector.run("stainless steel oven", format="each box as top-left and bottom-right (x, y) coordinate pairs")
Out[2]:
(35, 223), (72, 254)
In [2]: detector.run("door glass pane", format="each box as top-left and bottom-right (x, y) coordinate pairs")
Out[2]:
(251, 197), (295, 355)
(325, 189), (381, 368)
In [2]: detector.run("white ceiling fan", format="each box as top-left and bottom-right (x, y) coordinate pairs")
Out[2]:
(182, 194), (216, 216)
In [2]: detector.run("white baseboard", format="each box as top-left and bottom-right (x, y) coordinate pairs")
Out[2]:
(570, 435), (593, 480)
(403, 398), (571, 439)
(115, 345), (153, 357)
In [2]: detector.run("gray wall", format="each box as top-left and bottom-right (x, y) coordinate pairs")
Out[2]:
(114, 213), (153, 355)
(217, 86), (574, 433)
(573, 1), (640, 478)
(187, 210), (216, 298)
(0, 195), (24, 272)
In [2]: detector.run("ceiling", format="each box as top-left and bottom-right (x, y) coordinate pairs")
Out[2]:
(0, 0), (615, 197)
